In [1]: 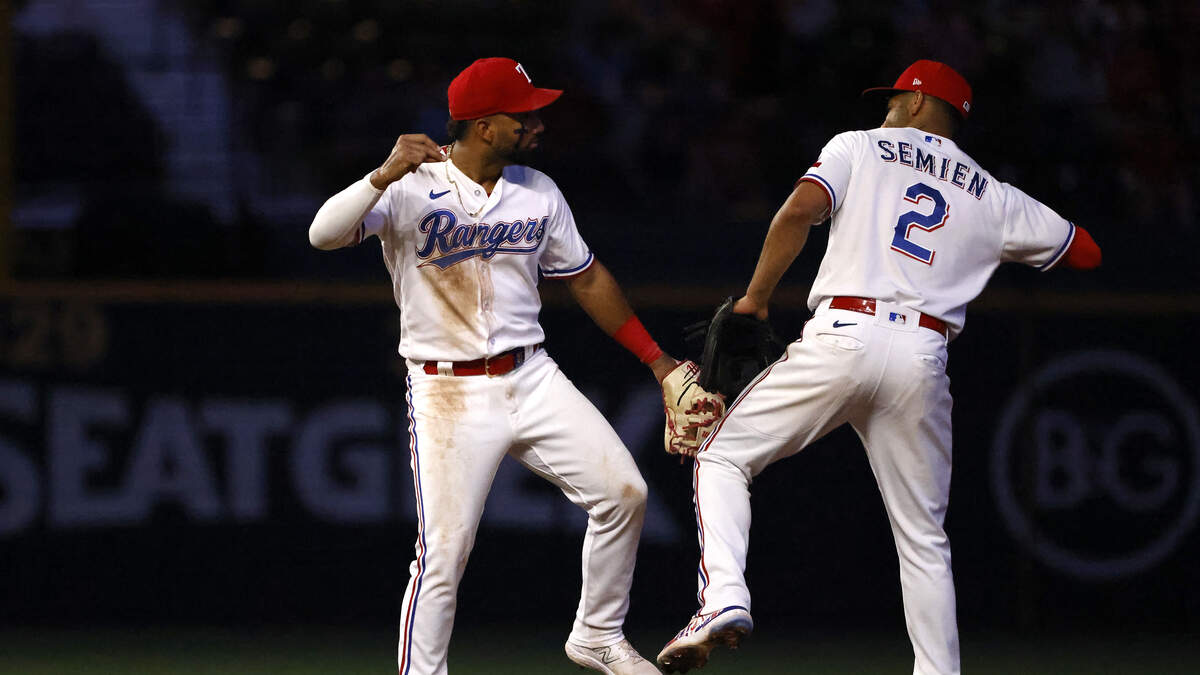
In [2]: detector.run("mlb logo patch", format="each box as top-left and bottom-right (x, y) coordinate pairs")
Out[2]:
(924, 135), (942, 146)
(889, 312), (907, 325)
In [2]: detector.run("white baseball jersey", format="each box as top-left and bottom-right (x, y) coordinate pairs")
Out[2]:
(800, 127), (1075, 338)
(362, 156), (594, 361)
(310, 156), (649, 675)
(678, 125), (1086, 675)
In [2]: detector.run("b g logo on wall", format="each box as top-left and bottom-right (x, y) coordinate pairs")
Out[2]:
(991, 350), (1200, 580)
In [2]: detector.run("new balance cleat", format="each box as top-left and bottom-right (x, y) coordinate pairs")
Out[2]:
(656, 606), (753, 673)
(565, 638), (662, 675)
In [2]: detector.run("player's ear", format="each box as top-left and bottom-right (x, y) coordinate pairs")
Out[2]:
(472, 117), (494, 143)
(909, 91), (926, 117)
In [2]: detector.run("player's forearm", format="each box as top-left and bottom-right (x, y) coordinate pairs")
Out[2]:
(567, 262), (677, 381)
(308, 175), (384, 250)
(565, 261), (636, 334)
(744, 183), (823, 307)
(744, 213), (811, 307)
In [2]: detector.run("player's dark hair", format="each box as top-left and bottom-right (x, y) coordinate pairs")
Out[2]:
(446, 118), (470, 142)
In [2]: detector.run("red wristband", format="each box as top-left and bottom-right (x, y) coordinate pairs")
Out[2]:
(613, 315), (664, 364)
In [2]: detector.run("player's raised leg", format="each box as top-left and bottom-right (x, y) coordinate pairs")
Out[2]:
(852, 333), (959, 675)
(397, 373), (514, 675)
(506, 353), (658, 675)
(660, 331), (858, 672)
(656, 434), (757, 674)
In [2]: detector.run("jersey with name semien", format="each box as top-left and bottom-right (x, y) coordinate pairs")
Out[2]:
(801, 126), (1074, 338)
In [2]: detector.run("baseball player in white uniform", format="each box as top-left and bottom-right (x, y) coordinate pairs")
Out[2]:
(657, 60), (1102, 674)
(308, 58), (683, 675)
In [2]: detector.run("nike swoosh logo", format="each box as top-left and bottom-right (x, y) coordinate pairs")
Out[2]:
(429, 189), (451, 199)
(832, 320), (856, 328)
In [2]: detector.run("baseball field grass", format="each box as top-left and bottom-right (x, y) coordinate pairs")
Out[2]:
(1, 625), (1196, 674)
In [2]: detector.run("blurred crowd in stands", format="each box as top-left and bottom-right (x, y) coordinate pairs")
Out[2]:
(13, 0), (1199, 289)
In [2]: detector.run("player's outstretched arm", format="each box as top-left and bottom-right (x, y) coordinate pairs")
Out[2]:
(736, 180), (828, 318)
(563, 261), (678, 381)
(565, 260), (725, 457)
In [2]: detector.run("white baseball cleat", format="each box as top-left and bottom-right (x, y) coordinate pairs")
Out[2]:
(565, 638), (662, 675)
(656, 605), (753, 673)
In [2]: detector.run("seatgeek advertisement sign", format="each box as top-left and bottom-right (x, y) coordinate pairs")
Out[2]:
(0, 299), (683, 543)
(1, 298), (1197, 600)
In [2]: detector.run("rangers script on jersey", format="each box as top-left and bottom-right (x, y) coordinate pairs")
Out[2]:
(358, 157), (593, 361)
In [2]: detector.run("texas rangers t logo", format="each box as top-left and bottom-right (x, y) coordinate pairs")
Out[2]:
(416, 208), (547, 269)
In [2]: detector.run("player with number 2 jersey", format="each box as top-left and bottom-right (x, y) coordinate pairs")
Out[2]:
(801, 114), (1077, 338)
(657, 60), (1101, 675)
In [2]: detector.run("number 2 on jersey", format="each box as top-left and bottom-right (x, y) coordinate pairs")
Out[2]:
(891, 182), (949, 265)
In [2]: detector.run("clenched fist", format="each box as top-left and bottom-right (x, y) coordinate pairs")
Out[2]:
(370, 134), (446, 189)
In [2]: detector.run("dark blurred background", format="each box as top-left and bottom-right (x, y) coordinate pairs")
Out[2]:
(9, 0), (1198, 287)
(2, 1), (1199, 672)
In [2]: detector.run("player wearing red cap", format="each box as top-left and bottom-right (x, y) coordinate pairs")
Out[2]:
(308, 57), (684, 675)
(656, 60), (1101, 674)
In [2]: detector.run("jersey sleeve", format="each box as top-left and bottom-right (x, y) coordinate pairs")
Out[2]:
(309, 174), (394, 249)
(361, 178), (399, 242)
(798, 131), (861, 217)
(998, 182), (1076, 270)
(538, 187), (595, 279)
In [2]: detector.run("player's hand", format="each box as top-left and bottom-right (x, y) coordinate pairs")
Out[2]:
(648, 353), (680, 384)
(370, 134), (446, 189)
(732, 295), (768, 320)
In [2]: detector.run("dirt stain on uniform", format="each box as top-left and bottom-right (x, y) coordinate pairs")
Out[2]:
(422, 259), (483, 354)
(416, 376), (472, 549)
(421, 376), (470, 441)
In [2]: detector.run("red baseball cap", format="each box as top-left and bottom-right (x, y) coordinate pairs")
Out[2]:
(447, 57), (563, 121)
(862, 60), (973, 118)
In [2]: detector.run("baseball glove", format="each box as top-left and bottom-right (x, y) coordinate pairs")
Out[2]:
(684, 297), (786, 401)
(661, 360), (726, 457)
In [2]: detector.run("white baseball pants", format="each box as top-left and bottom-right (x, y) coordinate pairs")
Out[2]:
(397, 349), (648, 675)
(693, 300), (959, 675)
